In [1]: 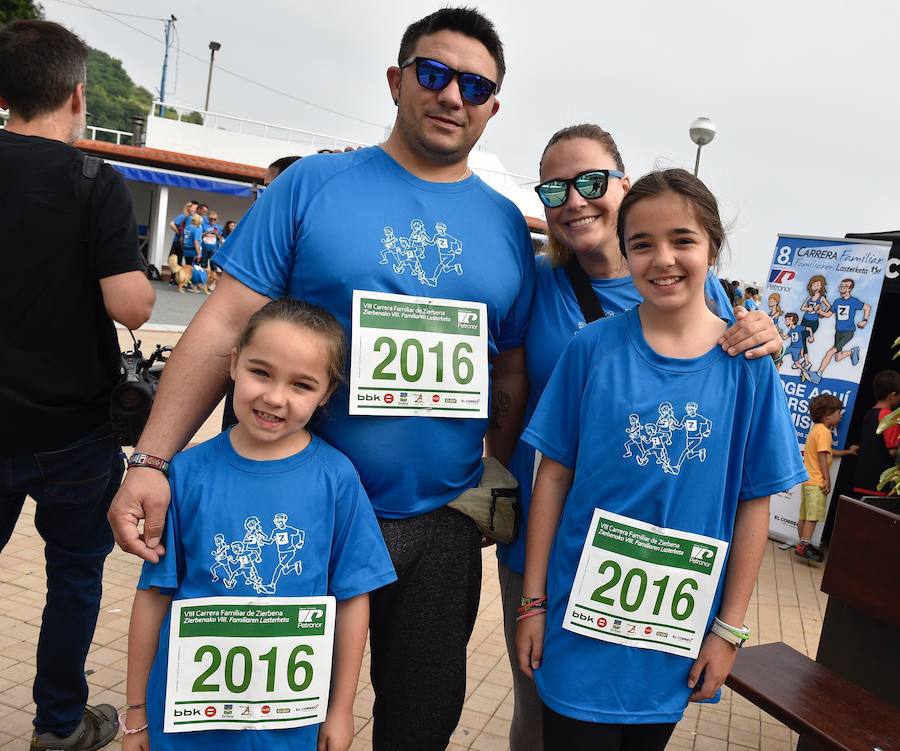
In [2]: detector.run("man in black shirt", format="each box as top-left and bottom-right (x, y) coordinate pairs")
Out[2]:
(0, 20), (154, 751)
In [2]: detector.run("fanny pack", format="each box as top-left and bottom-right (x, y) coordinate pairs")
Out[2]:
(447, 457), (519, 543)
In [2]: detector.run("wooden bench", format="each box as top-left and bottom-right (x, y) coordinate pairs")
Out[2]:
(726, 641), (900, 750)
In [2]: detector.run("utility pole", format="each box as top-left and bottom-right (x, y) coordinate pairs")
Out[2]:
(159, 15), (176, 118)
(204, 41), (222, 114)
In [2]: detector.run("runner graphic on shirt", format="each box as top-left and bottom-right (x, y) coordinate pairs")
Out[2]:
(622, 413), (648, 465)
(377, 219), (464, 287)
(622, 402), (712, 476)
(675, 402), (712, 471)
(209, 534), (235, 583)
(211, 513), (305, 594)
(223, 541), (263, 590)
(257, 513), (306, 594)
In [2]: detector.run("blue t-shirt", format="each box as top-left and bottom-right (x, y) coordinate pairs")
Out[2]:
(138, 431), (396, 751)
(743, 298), (759, 312)
(498, 255), (734, 573)
(786, 326), (805, 354)
(801, 295), (827, 322)
(833, 296), (865, 332)
(522, 307), (805, 724)
(182, 223), (203, 255)
(171, 213), (187, 234)
(191, 265), (209, 285)
(215, 147), (535, 518)
(201, 223), (222, 251)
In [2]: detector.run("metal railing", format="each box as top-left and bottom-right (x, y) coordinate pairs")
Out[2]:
(86, 125), (134, 145)
(151, 100), (368, 152)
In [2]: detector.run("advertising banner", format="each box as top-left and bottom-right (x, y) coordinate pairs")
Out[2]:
(764, 234), (891, 543)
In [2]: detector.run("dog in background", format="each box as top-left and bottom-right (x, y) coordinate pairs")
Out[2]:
(168, 253), (209, 294)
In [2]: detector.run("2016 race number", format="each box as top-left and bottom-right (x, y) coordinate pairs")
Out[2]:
(590, 560), (697, 621)
(191, 644), (314, 694)
(372, 336), (474, 385)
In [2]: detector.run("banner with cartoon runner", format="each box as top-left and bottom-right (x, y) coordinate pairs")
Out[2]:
(164, 596), (335, 733)
(764, 234), (891, 543)
(349, 290), (488, 418)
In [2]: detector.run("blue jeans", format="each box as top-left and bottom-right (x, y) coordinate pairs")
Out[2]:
(0, 428), (123, 735)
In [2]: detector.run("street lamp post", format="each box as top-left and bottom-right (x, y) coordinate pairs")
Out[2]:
(204, 41), (222, 114)
(689, 117), (716, 176)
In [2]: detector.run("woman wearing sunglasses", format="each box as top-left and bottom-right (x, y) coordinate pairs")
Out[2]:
(496, 123), (782, 751)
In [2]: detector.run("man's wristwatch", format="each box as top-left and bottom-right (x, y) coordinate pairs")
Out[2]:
(127, 452), (170, 477)
(710, 617), (750, 649)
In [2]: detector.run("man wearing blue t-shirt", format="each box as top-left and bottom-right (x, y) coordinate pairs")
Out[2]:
(109, 9), (532, 750)
(815, 277), (869, 378)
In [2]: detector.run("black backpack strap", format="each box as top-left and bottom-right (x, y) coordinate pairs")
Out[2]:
(82, 154), (103, 179)
(565, 257), (606, 323)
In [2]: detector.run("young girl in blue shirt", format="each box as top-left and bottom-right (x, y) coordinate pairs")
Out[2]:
(122, 298), (396, 751)
(516, 170), (805, 750)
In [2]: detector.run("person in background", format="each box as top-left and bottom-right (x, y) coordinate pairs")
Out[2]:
(201, 209), (222, 269)
(263, 155), (302, 186)
(0, 19), (154, 750)
(222, 219), (237, 240)
(797, 394), (858, 562)
(167, 200), (197, 265)
(182, 213), (203, 266)
(731, 279), (743, 300)
(742, 287), (760, 311)
(853, 370), (900, 497)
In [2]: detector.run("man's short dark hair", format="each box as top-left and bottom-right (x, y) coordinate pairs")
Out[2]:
(0, 20), (87, 121)
(269, 155), (302, 175)
(398, 7), (505, 88)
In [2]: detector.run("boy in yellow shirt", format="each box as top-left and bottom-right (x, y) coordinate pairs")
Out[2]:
(797, 394), (858, 561)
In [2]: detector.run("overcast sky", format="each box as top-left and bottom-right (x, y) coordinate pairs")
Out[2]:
(43, 0), (899, 282)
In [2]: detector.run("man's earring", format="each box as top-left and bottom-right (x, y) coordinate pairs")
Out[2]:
(393, 98), (399, 106)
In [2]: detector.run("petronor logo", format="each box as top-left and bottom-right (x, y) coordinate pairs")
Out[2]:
(689, 544), (715, 566)
(297, 608), (325, 628)
(457, 310), (478, 325)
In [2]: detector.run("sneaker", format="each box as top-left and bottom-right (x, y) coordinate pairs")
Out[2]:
(804, 544), (825, 563)
(850, 346), (860, 366)
(793, 542), (808, 559)
(31, 704), (117, 751)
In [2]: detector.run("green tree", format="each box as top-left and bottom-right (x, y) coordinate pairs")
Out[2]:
(0, 0), (44, 24)
(85, 47), (153, 137)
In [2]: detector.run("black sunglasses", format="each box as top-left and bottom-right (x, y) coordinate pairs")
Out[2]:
(400, 57), (498, 106)
(534, 169), (626, 208)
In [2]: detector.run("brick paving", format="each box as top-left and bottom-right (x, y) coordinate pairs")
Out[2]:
(0, 328), (826, 749)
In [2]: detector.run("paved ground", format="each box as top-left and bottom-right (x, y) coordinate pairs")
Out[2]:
(0, 298), (825, 749)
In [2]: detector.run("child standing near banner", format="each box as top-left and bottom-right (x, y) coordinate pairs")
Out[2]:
(516, 169), (805, 750)
(121, 299), (396, 751)
(796, 394), (858, 562)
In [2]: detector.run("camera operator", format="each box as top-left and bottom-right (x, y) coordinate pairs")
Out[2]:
(0, 20), (154, 751)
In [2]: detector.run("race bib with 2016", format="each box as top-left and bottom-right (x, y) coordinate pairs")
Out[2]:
(563, 510), (728, 659)
(349, 290), (488, 418)
(164, 596), (335, 733)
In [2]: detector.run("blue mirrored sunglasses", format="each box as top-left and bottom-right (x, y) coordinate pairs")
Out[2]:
(401, 57), (498, 106)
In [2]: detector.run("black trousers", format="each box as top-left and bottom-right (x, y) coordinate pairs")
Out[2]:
(543, 704), (676, 751)
(370, 506), (482, 751)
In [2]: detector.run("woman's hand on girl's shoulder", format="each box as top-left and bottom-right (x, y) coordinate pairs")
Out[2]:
(515, 613), (546, 680)
(720, 308), (782, 359)
(687, 632), (738, 701)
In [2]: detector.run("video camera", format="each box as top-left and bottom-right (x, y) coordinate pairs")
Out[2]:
(110, 339), (172, 446)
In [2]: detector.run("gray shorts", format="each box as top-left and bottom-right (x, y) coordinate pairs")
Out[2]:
(834, 329), (854, 352)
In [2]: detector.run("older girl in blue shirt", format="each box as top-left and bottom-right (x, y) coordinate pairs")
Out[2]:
(516, 170), (804, 750)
